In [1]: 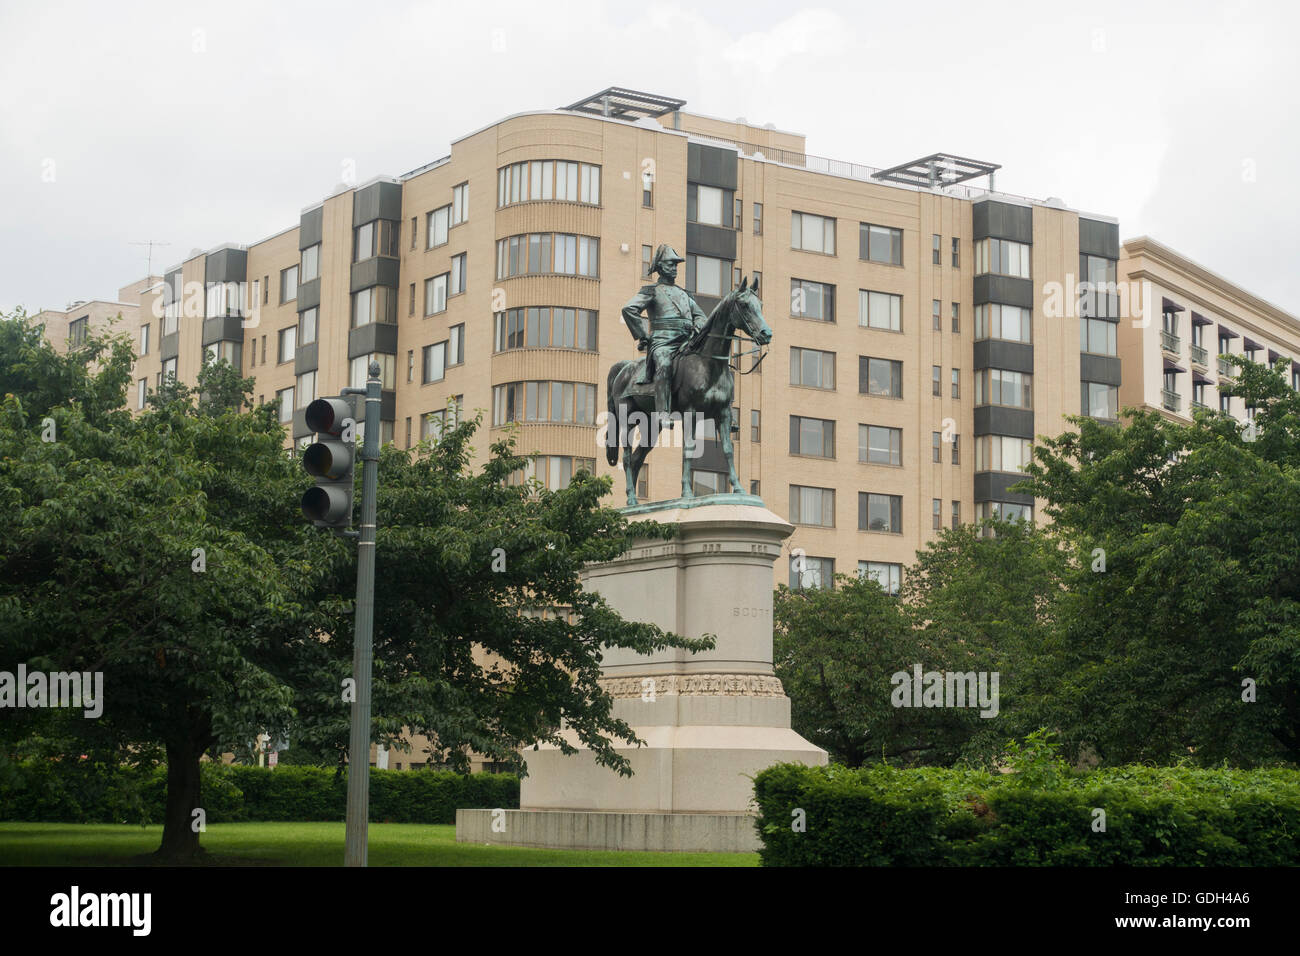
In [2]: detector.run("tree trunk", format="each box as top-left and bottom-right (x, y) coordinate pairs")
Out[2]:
(155, 736), (206, 862)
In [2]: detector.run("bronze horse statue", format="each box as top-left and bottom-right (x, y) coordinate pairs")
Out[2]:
(605, 276), (771, 505)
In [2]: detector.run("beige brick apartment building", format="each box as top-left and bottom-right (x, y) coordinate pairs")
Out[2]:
(38, 86), (1136, 596)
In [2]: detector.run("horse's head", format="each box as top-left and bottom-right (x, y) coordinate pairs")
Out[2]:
(725, 274), (772, 345)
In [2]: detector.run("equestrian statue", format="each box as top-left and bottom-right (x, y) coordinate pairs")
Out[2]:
(606, 243), (771, 506)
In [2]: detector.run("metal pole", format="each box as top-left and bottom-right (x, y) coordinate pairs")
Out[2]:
(344, 361), (381, 867)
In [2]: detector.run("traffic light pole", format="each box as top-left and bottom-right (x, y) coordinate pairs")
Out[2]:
(341, 361), (381, 867)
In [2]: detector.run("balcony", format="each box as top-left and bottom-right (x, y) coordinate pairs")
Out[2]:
(1218, 356), (1236, 378)
(1189, 344), (1208, 367)
(1160, 330), (1181, 354)
(1161, 388), (1181, 412)
(1191, 399), (1208, 411)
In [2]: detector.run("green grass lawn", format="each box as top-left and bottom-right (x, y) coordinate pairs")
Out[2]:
(0, 822), (759, 867)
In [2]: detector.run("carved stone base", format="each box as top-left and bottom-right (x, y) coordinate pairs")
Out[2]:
(598, 673), (785, 698)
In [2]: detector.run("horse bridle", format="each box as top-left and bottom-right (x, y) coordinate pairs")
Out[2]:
(690, 299), (770, 375)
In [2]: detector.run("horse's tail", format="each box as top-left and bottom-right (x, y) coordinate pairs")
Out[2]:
(605, 361), (627, 466)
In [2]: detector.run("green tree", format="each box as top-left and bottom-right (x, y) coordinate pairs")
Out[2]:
(289, 410), (713, 776)
(901, 519), (1068, 762)
(774, 574), (975, 766)
(1015, 354), (1300, 765)
(0, 327), (321, 859)
(1, 312), (711, 860)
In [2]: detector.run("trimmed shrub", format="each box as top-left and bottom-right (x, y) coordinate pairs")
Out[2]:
(753, 762), (1300, 867)
(0, 761), (517, 825)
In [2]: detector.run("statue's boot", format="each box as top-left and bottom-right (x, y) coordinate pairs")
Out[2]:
(655, 370), (674, 429)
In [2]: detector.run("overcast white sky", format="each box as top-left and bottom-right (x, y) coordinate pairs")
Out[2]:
(2, 0), (1297, 315)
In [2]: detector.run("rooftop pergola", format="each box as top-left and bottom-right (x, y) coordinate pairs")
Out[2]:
(872, 153), (1001, 190)
(561, 87), (686, 121)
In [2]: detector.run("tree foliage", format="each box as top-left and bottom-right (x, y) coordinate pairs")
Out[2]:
(0, 310), (708, 860)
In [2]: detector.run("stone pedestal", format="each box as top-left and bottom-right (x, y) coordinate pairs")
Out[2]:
(456, 495), (826, 853)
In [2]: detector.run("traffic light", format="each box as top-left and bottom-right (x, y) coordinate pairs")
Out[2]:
(301, 396), (357, 528)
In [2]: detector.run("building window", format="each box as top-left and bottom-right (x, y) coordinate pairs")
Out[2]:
(751, 409), (761, 443)
(952, 368), (960, 399)
(859, 290), (901, 332)
(859, 492), (902, 534)
(932, 431), (942, 463)
(932, 498), (942, 530)
(643, 175), (653, 208)
(932, 299), (941, 331)
(790, 415), (834, 458)
(637, 466), (650, 501)
(974, 238), (1031, 278)
(427, 206), (450, 249)
(790, 555), (834, 591)
(425, 274), (448, 315)
(423, 342), (447, 384)
(137, 378), (147, 410)
(859, 561), (901, 596)
(296, 371), (316, 409)
(689, 184), (731, 227)
(278, 326), (296, 364)
(448, 323), (464, 366)
(352, 286), (396, 328)
(450, 253), (466, 296)
(792, 211), (835, 255)
(1079, 254), (1119, 318)
(451, 183), (468, 225)
(1219, 392), (1232, 414)
(407, 350), (414, 383)
(975, 435), (1033, 473)
(790, 347), (835, 389)
(789, 485), (835, 527)
(280, 265), (299, 303)
(262, 277), (269, 304)
(204, 340), (241, 371)
(353, 220), (400, 262)
(497, 161), (600, 207)
(687, 254), (732, 297)
(350, 353), (396, 389)
(734, 197), (742, 229)
(493, 307), (597, 351)
(140, 324), (150, 356)
(932, 234), (941, 265)
(641, 244), (652, 277)
(1081, 381), (1118, 420)
(860, 357), (903, 398)
(951, 434), (960, 465)
(859, 424), (902, 466)
(299, 307), (317, 346)
(276, 387), (294, 423)
(753, 202), (763, 236)
(859, 222), (903, 266)
(978, 501), (1033, 524)
(951, 302), (960, 333)
(508, 455), (597, 490)
(932, 365), (941, 396)
(952, 237), (960, 268)
(1080, 318), (1117, 356)
(975, 368), (1033, 409)
(952, 500), (961, 528)
(791, 279), (834, 322)
(975, 303), (1032, 344)
(160, 356), (177, 383)
(495, 233), (599, 278)
(492, 381), (597, 426)
(300, 243), (320, 282)
(205, 281), (246, 319)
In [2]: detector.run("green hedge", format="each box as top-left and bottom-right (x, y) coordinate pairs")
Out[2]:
(753, 762), (1300, 866)
(0, 760), (518, 826)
